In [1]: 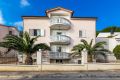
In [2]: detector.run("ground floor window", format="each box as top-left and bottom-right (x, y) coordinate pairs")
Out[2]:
(50, 59), (70, 64)
(56, 59), (63, 63)
(78, 60), (81, 64)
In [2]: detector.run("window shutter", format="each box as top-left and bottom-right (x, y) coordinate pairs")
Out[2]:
(29, 29), (33, 36)
(79, 30), (86, 38)
(40, 29), (45, 37)
(37, 29), (41, 36)
(29, 29), (45, 37)
(83, 30), (86, 37)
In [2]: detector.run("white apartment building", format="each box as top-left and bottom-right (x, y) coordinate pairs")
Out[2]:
(97, 32), (120, 52)
(23, 7), (97, 64)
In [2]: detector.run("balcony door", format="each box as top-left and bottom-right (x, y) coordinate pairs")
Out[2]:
(51, 45), (66, 52)
(57, 32), (62, 41)
(57, 32), (62, 35)
(56, 45), (63, 64)
(57, 46), (62, 52)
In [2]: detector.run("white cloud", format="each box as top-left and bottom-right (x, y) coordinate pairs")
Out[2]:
(14, 21), (23, 30)
(14, 21), (23, 27)
(0, 10), (5, 24)
(20, 0), (30, 7)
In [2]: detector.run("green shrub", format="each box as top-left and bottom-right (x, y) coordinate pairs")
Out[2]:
(113, 45), (120, 59)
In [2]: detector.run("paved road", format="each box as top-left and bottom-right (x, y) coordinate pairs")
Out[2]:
(1, 71), (120, 80)
(1, 78), (120, 80)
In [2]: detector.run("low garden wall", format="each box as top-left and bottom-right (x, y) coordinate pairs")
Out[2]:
(87, 63), (120, 70)
(0, 65), (39, 71)
(41, 64), (86, 71)
(0, 63), (120, 71)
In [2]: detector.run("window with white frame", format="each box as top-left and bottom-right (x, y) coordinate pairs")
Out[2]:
(29, 29), (45, 36)
(79, 30), (86, 38)
(9, 31), (13, 35)
(79, 30), (82, 37)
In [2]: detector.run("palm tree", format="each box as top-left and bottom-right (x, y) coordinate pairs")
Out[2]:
(0, 32), (50, 65)
(72, 39), (110, 62)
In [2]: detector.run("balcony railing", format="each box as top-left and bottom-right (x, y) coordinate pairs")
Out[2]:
(50, 17), (71, 30)
(50, 35), (71, 45)
(49, 52), (70, 59)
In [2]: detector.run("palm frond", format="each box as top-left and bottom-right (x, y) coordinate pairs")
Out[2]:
(0, 32), (50, 55)
(81, 39), (89, 46)
(30, 35), (40, 45)
(31, 43), (50, 53)
(95, 48), (111, 53)
(23, 32), (31, 48)
(72, 39), (109, 62)
(93, 41), (106, 49)
(0, 35), (25, 52)
(89, 39), (93, 47)
(81, 39), (91, 51)
(70, 52), (81, 57)
(72, 44), (85, 52)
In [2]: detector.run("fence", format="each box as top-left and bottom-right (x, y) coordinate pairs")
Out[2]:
(0, 57), (18, 64)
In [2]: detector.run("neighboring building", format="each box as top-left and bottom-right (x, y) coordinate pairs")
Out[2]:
(0, 24), (19, 57)
(0, 24), (19, 41)
(96, 32), (120, 52)
(96, 32), (118, 62)
(23, 7), (97, 64)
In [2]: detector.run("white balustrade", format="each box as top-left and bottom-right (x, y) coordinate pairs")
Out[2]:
(51, 35), (70, 42)
(49, 52), (70, 59)
(50, 17), (71, 25)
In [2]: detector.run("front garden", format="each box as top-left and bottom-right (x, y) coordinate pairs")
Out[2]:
(0, 31), (118, 65)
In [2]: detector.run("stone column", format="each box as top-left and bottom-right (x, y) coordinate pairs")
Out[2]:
(22, 54), (26, 64)
(81, 49), (88, 64)
(37, 49), (42, 65)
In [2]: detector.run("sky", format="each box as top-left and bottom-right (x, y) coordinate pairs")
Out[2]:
(0, 0), (120, 31)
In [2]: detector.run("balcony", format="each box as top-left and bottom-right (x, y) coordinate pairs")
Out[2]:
(50, 17), (71, 30)
(50, 35), (71, 45)
(49, 52), (70, 59)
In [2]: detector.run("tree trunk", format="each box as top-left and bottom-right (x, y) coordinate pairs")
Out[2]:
(88, 54), (93, 62)
(25, 54), (33, 65)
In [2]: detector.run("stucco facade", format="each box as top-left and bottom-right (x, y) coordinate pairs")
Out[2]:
(0, 24), (19, 57)
(96, 32), (118, 62)
(0, 24), (19, 42)
(97, 32), (120, 52)
(23, 7), (97, 64)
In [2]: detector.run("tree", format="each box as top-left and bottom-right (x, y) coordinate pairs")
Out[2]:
(72, 39), (110, 62)
(113, 45), (120, 59)
(71, 44), (85, 57)
(96, 31), (100, 37)
(0, 32), (50, 65)
(97, 26), (120, 38)
(101, 26), (120, 32)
